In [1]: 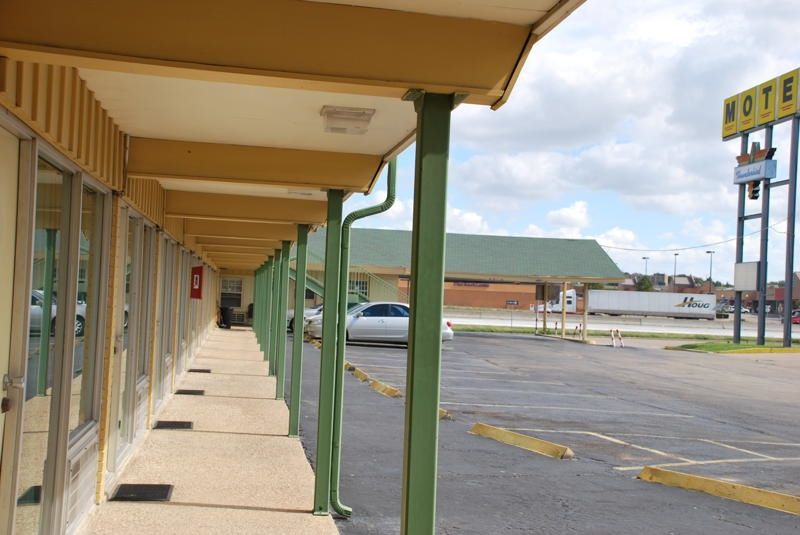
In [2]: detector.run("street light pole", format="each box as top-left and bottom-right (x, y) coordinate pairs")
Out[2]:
(706, 250), (715, 294)
(673, 253), (679, 292)
(642, 256), (649, 277)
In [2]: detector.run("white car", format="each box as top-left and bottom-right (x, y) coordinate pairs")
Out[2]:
(30, 289), (128, 338)
(304, 301), (454, 343)
(287, 305), (323, 331)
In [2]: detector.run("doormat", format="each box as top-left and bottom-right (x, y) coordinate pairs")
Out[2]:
(175, 389), (205, 395)
(17, 485), (42, 505)
(111, 484), (174, 502)
(188, 368), (212, 373)
(154, 420), (194, 430)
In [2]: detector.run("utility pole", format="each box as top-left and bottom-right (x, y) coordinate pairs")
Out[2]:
(706, 250), (715, 293)
(642, 256), (649, 277)
(673, 253), (679, 292)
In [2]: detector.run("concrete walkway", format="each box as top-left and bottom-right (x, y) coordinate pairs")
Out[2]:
(83, 327), (338, 535)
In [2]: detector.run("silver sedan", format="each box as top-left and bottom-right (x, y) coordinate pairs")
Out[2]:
(304, 301), (454, 343)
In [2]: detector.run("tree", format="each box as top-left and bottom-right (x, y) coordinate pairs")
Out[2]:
(636, 276), (654, 292)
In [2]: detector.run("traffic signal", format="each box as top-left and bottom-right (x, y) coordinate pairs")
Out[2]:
(747, 180), (761, 200)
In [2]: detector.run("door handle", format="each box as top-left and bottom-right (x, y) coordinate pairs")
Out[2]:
(3, 373), (24, 390)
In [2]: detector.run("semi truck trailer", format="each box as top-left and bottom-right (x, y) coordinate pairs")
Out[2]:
(587, 290), (716, 320)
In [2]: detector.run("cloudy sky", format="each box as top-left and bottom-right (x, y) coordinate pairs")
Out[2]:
(346, 0), (800, 284)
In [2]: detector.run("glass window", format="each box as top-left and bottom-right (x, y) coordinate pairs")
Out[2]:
(361, 304), (390, 317)
(221, 277), (242, 308)
(68, 186), (104, 436)
(17, 157), (68, 533)
(348, 279), (369, 297)
(136, 225), (156, 379)
(390, 304), (409, 318)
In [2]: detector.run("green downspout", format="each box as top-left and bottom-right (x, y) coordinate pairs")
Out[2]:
(275, 240), (291, 399)
(330, 160), (397, 517)
(313, 189), (343, 515)
(270, 250), (282, 375)
(401, 93), (453, 535)
(264, 258), (274, 362)
(37, 228), (57, 396)
(288, 225), (309, 437)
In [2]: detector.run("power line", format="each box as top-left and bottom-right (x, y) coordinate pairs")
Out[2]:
(599, 219), (788, 252)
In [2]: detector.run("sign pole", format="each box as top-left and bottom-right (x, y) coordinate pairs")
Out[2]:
(784, 117), (800, 346)
(757, 126), (774, 345)
(734, 134), (749, 344)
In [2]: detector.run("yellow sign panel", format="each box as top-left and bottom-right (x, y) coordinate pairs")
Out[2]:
(721, 67), (800, 139)
(777, 68), (799, 119)
(722, 95), (738, 138)
(756, 78), (777, 126)
(738, 86), (757, 131)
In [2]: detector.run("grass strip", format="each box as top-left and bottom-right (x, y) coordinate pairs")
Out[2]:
(453, 324), (799, 343)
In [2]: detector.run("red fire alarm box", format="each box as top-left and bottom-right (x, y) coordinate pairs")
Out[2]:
(190, 266), (203, 299)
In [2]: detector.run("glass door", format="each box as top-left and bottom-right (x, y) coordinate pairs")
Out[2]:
(0, 126), (20, 533)
(110, 213), (141, 470)
(15, 158), (69, 534)
(154, 239), (176, 408)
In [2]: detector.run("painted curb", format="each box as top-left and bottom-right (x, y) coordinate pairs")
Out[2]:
(638, 466), (800, 516)
(438, 408), (453, 420)
(351, 367), (371, 382)
(468, 422), (574, 459)
(368, 379), (402, 398)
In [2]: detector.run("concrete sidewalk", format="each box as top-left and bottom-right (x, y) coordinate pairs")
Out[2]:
(83, 327), (338, 535)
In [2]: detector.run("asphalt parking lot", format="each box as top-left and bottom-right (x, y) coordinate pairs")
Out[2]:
(289, 333), (800, 534)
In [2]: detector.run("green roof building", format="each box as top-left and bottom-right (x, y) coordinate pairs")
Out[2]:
(303, 228), (624, 309)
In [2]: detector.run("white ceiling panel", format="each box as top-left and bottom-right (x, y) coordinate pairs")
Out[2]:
(307, 0), (555, 25)
(80, 68), (416, 156)
(156, 178), (328, 201)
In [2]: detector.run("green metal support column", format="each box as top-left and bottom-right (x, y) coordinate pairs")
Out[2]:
(288, 224), (309, 437)
(37, 228), (57, 396)
(269, 248), (282, 376)
(313, 189), (343, 516)
(329, 160), (397, 517)
(264, 258), (274, 362)
(401, 92), (454, 535)
(275, 240), (291, 400)
(255, 266), (263, 347)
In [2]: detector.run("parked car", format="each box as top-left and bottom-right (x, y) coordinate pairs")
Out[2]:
(304, 301), (454, 343)
(780, 309), (800, 324)
(30, 289), (128, 338)
(30, 290), (86, 337)
(287, 304), (324, 332)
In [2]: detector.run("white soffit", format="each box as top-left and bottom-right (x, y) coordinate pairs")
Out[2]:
(306, 0), (556, 25)
(157, 178), (328, 201)
(79, 69), (416, 156)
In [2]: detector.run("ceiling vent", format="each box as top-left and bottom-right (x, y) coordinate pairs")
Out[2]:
(320, 105), (376, 135)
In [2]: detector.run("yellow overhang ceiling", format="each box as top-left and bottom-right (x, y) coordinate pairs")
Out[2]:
(0, 0), (580, 106)
(165, 191), (327, 225)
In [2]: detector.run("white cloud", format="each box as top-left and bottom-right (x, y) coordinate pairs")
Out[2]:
(447, 207), (491, 235)
(546, 201), (589, 237)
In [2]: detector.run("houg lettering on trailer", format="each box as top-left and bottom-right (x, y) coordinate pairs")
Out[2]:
(674, 297), (711, 309)
(722, 68), (799, 139)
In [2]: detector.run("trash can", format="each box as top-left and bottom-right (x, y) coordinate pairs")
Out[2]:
(220, 306), (233, 329)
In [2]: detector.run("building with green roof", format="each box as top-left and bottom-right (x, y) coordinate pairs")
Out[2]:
(302, 228), (624, 309)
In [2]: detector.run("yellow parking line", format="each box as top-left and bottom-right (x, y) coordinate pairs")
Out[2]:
(638, 466), (800, 515)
